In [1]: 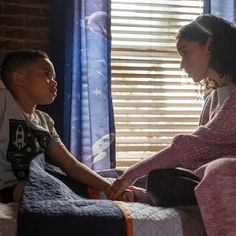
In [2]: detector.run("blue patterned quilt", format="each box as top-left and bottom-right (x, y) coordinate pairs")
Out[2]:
(17, 154), (127, 236)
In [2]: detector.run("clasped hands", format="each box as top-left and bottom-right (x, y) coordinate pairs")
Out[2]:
(106, 178), (135, 202)
(116, 188), (134, 202)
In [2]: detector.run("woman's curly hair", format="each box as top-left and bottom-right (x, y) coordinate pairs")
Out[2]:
(176, 14), (236, 88)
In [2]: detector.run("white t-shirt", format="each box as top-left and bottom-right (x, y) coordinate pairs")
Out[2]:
(0, 88), (64, 190)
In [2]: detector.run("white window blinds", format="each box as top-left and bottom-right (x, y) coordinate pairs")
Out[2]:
(111, 0), (204, 168)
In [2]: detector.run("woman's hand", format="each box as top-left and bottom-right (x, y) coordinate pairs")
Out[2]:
(107, 177), (130, 200)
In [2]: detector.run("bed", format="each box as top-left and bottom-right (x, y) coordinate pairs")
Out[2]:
(0, 154), (206, 236)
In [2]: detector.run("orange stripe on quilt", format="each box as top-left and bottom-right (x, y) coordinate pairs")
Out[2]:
(87, 187), (100, 199)
(87, 189), (133, 235)
(115, 201), (133, 236)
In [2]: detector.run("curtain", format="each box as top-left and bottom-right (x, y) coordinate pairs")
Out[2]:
(51, 0), (115, 170)
(206, 0), (236, 22)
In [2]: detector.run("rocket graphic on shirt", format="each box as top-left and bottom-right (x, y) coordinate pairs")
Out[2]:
(13, 124), (26, 150)
(7, 119), (51, 180)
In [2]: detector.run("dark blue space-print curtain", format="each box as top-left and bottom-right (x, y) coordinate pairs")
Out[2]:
(51, 0), (115, 170)
(205, 0), (236, 22)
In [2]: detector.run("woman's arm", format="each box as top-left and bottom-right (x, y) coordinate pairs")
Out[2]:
(108, 87), (236, 199)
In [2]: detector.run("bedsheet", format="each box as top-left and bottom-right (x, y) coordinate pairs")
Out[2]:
(0, 202), (17, 236)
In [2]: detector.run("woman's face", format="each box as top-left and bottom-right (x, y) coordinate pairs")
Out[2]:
(176, 39), (210, 83)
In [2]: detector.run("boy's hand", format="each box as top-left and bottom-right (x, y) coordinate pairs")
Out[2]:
(107, 177), (130, 200)
(116, 189), (135, 202)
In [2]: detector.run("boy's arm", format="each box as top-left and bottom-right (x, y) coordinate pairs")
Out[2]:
(47, 145), (111, 193)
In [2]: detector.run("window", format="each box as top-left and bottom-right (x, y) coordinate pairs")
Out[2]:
(111, 0), (204, 168)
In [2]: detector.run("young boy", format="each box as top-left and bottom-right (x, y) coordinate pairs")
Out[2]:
(0, 49), (133, 203)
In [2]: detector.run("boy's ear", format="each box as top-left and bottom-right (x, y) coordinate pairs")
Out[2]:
(12, 72), (25, 86)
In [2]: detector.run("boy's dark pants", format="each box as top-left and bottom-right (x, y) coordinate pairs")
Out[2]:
(147, 168), (200, 207)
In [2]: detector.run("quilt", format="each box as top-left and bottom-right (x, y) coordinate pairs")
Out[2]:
(17, 154), (127, 236)
(16, 154), (206, 236)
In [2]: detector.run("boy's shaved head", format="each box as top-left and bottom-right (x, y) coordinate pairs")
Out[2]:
(1, 50), (49, 91)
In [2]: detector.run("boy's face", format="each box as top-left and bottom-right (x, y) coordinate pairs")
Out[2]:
(17, 58), (57, 106)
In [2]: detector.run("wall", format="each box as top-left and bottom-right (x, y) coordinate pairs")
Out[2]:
(0, 0), (51, 65)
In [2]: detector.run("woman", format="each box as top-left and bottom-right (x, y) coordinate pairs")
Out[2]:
(108, 14), (236, 236)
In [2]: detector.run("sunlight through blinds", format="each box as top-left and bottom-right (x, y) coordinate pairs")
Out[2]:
(111, 0), (204, 168)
